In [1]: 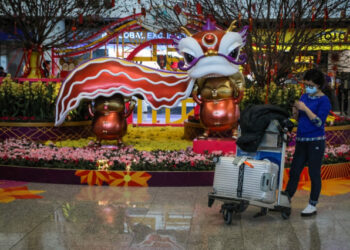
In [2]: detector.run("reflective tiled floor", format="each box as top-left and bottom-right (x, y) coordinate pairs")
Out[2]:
(1, 182), (350, 250)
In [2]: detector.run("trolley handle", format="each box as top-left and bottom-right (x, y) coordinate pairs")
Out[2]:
(278, 118), (296, 143)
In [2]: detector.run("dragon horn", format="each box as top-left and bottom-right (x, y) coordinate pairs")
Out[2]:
(226, 20), (237, 32)
(181, 26), (193, 37)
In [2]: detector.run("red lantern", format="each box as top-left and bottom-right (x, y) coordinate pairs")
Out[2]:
(79, 14), (83, 24)
(174, 4), (181, 15)
(316, 50), (321, 64)
(252, 3), (256, 13)
(141, 7), (146, 16)
(111, 0), (115, 7)
(249, 17), (253, 31)
(196, 3), (203, 15)
(324, 7), (329, 20)
(345, 28), (349, 43)
(208, 14), (215, 23)
(238, 12), (242, 27)
(279, 13), (283, 29)
(71, 26), (77, 40)
(274, 63), (278, 76)
(290, 12), (295, 31)
(323, 7), (328, 29)
(243, 64), (251, 75)
(311, 6), (316, 22)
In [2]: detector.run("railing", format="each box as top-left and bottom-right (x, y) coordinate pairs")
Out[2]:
(0, 77), (64, 83)
(135, 98), (196, 126)
(15, 78), (64, 83)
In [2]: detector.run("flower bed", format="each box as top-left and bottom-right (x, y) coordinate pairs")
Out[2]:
(285, 144), (350, 167)
(1, 137), (349, 172)
(0, 138), (216, 171)
(0, 136), (349, 187)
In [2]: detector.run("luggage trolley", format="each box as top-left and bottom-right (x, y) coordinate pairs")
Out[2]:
(208, 120), (292, 224)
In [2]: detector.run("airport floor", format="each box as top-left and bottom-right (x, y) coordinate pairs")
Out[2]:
(1, 180), (350, 250)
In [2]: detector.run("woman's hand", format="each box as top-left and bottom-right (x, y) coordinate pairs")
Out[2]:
(294, 100), (307, 111)
(294, 100), (317, 120)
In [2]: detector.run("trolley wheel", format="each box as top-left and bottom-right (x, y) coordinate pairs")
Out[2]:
(208, 197), (215, 207)
(281, 207), (291, 220)
(223, 209), (233, 225)
(236, 201), (249, 213)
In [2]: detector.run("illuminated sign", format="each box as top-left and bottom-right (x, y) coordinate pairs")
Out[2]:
(117, 31), (185, 43)
(316, 30), (347, 43)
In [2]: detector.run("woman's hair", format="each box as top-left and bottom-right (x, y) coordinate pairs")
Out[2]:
(303, 69), (326, 89)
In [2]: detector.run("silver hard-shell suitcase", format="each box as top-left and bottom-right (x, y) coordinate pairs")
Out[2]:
(213, 157), (279, 204)
(208, 119), (292, 224)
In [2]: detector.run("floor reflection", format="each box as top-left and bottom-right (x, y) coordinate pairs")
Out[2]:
(1, 183), (350, 250)
(52, 186), (191, 249)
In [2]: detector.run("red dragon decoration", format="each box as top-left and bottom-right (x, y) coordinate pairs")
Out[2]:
(55, 19), (248, 139)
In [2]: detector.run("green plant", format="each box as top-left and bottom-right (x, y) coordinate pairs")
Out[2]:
(0, 76), (90, 122)
(240, 81), (302, 115)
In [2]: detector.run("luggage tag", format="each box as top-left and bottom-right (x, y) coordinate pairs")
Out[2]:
(232, 156), (247, 167)
(232, 156), (254, 168)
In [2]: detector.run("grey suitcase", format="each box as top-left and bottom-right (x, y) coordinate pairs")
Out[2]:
(213, 156), (279, 204)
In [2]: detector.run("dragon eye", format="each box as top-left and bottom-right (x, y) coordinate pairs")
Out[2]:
(229, 48), (240, 59)
(184, 53), (195, 64)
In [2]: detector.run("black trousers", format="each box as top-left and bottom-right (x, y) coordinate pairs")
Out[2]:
(285, 140), (325, 206)
(343, 90), (349, 114)
(338, 89), (349, 114)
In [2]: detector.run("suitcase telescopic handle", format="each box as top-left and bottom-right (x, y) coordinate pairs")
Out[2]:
(270, 175), (276, 190)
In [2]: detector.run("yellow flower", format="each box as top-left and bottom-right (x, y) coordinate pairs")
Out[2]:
(49, 126), (192, 151)
(326, 115), (335, 123)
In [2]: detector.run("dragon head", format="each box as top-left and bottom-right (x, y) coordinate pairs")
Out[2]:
(175, 19), (248, 79)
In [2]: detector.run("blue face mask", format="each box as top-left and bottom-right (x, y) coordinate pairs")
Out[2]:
(305, 86), (318, 95)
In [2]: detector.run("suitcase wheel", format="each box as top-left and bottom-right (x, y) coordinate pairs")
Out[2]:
(281, 207), (291, 219)
(223, 209), (233, 225)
